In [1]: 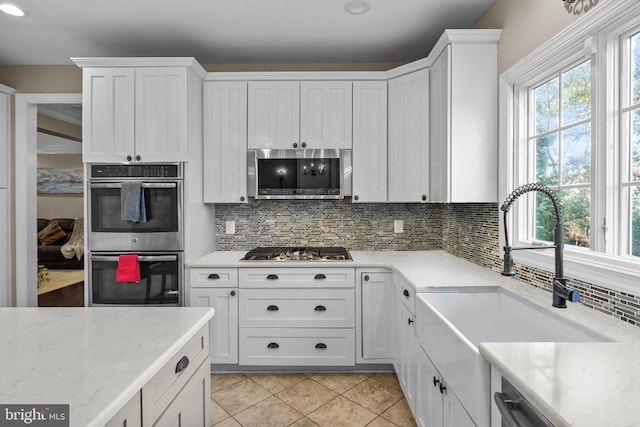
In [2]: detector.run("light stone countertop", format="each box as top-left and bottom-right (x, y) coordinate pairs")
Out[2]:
(0, 307), (214, 427)
(190, 249), (640, 426)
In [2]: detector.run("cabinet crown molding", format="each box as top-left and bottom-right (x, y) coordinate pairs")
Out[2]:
(71, 57), (207, 79)
(0, 83), (16, 95)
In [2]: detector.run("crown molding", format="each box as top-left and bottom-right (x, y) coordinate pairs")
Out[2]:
(70, 57), (207, 79)
(0, 83), (16, 95)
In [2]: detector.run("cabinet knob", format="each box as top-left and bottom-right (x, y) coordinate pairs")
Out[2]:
(267, 305), (279, 312)
(354, 195), (359, 201)
(293, 143), (299, 148)
(314, 305), (326, 312)
(301, 142), (307, 148)
(126, 155), (132, 162)
(439, 383), (446, 394)
(421, 195), (427, 201)
(136, 155), (141, 161)
(315, 343), (327, 350)
(230, 290), (236, 297)
(364, 275), (369, 281)
(267, 342), (279, 349)
(433, 376), (440, 387)
(208, 273), (220, 280)
(240, 196), (245, 202)
(408, 318), (414, 325)
(403, 289), (410, 298)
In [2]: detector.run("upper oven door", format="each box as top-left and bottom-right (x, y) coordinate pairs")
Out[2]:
(88, 181), (182, 251)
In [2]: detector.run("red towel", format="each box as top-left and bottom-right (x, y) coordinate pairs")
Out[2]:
(116, 255), (140, 283)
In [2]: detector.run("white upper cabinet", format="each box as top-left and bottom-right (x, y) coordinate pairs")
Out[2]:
(248, 81), (352, 150)
(429, 31), (499, 203)
(77, 60), (198, 163)
(248, 81), (300, 150)
(134, 67), (189, 163)
(388, 68), (430, 203)
(352, 81), (387, 203)
(300, 81), (352, 149)
(203, 81), (248, 203)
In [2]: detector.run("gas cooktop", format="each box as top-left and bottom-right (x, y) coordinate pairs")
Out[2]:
(242, 247), (352, 261)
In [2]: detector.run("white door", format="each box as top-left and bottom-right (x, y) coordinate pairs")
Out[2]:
(248, 81), (300, 149)
(190, 288), (239, 364)
(417, 347), (444, 427)
(135, 67), (189, 162)
(388, 68), (430, 203)
(361, 271), (394, 359)
(352, 81), (387, 202)
(153, 361), (210, 427)
(300, 81), (352, 149)
(203, 81), (248, 203)
(82, 68), (135, 163)
(429, 46), (450, 203)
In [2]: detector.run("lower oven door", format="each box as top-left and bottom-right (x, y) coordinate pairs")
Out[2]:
(89, 252), (183, 306)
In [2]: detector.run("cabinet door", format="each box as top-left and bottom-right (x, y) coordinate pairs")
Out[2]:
(429, 46), (450, 203)
(444, 390), (476, 427)
(0, 91), (10, 189)
(417, 347), (443, 427)
(135, 67), (189, 162)
(396, 299), (417, 411)
(190, 288), (239, 364)
(104, 391), (141, 427)
(352, 81), (387, 202)
(203, 81), (248, 203)
(153, 360), (210, 427)
(361, 272), (394, 360)
(300, 81), (352, 149)
(82, 68), (135, 163)
(388, 68), (430, 203)
(248, 81), (300, 149)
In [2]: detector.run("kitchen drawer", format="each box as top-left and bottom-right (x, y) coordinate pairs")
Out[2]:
(239, 267), (355, 289)
(190, 268), (238, 288)
(239, 288), (355, 328)
(395, 274), (415, 314)
(141, 325), (209, 426)
(239, 327), (355, 366)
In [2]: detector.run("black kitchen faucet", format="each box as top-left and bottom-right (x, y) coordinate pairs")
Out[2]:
(500, 183), (580, 308)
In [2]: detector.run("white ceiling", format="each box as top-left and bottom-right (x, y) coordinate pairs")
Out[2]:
(0, 0), (494, 65)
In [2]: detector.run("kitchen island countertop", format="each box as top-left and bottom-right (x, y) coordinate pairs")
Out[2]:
(0, 307), (214, 426)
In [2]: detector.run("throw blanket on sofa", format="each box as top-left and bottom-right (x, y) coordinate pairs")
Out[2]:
(61, 218), (84, 261)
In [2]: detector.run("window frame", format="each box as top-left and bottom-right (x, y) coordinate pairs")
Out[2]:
(500, 0), (640, 295)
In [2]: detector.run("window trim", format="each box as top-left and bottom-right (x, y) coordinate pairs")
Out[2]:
(499, 0), (640, 295)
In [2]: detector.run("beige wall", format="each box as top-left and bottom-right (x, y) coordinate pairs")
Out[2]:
(473, 0), (608, 74)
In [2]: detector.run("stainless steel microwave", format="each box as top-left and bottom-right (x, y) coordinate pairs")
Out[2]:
(249, 149), (352, 200)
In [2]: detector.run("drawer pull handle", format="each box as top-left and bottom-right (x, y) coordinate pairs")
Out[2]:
(208, 273), (220, 280)
(267, 305), (279, 312)
(314, 274), (326, 280)
(314, 305), (326, 312)
(175, 356), (189, 374)
(315, 343), (327, 350)
(403, 289), (410, 298)
(267, 342), (279, 349)
(408, 318), (414, 325)
(267, 274), (279, 280)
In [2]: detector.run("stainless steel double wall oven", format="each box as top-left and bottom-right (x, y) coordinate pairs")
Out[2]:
(88, 164), (183, 306)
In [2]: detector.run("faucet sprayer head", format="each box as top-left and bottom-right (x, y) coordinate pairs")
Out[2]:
(501, 183), (563, 225)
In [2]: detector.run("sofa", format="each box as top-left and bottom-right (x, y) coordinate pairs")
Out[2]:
(37, 218), (84, 270)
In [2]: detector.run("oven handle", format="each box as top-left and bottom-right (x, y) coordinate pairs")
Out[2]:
(91, 255), (178, 262)
(90, 182), (177, 189)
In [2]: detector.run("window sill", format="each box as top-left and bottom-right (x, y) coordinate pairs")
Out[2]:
(513, 248), (640, 295)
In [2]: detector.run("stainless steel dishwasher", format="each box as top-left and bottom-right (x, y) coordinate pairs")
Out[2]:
(494, 377), (555, 427)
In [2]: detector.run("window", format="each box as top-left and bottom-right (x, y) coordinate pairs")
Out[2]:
(530, 60), (592, 248)
(503, 0), (640, 293)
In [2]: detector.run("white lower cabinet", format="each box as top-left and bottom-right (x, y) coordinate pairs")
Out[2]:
(396, 297), (417, 412)
(104, 391), (142, 427)
(359, 270), (394, 362)
(190, 287), (238, 364)
(417, 346), (475, 427)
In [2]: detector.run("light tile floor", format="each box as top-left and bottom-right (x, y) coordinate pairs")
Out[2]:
(211, 373), (417, 427)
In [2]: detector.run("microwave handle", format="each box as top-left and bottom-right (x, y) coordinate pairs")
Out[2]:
(91, 255), (178, 262)
(90, 182), (177, 189)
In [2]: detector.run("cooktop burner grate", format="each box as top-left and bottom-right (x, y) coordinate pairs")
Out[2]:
(242, 246), (352, 261)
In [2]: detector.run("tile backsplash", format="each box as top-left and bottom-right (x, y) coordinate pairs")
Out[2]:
(215, 199), (640, 327)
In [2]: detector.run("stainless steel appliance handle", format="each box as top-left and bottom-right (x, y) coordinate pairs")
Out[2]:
(494, 392), (522, 427)
(164, 290), (181, 295)
(91, 255), (178, 262)
(90, 182), (177, 189)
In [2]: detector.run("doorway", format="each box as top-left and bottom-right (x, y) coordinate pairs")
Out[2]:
(15, 93), (82, 307)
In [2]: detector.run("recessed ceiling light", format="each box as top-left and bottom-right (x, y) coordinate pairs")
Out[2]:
(345, 0), (371, 15)
(0, 3), (26, 17)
